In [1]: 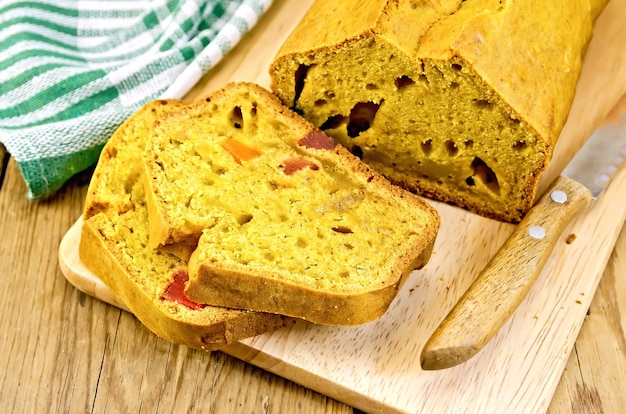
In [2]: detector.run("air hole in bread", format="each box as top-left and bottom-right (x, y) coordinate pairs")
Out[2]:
(267, 180), (279, 191)
(394, 75), (414, 89)
(237, 213), (253, 225)
(347, 101), (380, 138)
(214, 166), (228, 175)
(332, 226), (353, 234)
(315, 99), (327, 106)
(231, 106), (243, 129)
(445, 140), (458, 156)
(450, 81), (459, 88)
(451, 63), (463, 71)
(123, 175), (134, 194)
(464, 139), (474, 148)
(294, 63), (311, 106)
(468, 157), (500, 194)
(513, 140), (527, 150)
(320, 114), (346, 130)
(344, 243), (354, 250)
(296, 237), (307, 247)
(366, 83), (378, 90)
(421, 139), (433, 155)
(107, 146), (118, 158)
(473, 99), (493, 110)
(351, 145), (364, 159)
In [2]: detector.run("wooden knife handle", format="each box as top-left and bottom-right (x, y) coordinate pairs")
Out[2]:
(421, 176), (593, 370)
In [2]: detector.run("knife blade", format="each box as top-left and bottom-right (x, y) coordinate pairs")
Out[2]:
(420, 114), (626, 371)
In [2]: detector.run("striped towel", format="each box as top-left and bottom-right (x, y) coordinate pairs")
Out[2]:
(0, 0), (273, 199)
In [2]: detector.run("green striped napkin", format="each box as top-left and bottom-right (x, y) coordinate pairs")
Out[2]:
(0, 0), (273, 199)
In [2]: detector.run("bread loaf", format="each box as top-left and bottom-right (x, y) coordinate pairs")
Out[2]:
(269, 0), (609, 222)
(79, 99), (293, 350)
(142, 82), (440, 325)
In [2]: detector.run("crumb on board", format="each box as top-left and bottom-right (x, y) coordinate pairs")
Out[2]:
(566, 233), (577, 244)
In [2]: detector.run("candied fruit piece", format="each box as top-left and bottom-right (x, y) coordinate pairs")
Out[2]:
(162, 269), (207, 310)
(280, 157), (319, 175)
(298, 130), (336, 150)
(221, 138), (261, 164)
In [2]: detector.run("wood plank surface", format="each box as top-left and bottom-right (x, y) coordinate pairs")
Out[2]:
(548, 224), (626, 414)
(60, 161), (626, 412)
(0, 1), (354, 412)
(3, 0), (626, 412)
(0, 154), (353, 412)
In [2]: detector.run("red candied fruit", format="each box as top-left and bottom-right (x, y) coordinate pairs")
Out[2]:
(280, 157), (319, 175)
(162, 269), (207, 310)
(298, 130), (336, 149)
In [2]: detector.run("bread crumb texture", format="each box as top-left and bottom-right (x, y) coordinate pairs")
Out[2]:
(269, 0), (607, 222)
(143, 82), (439, 325)
(80, 98), (292, 351)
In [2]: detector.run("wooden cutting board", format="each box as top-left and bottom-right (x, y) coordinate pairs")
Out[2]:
(58, 1), (626, 412)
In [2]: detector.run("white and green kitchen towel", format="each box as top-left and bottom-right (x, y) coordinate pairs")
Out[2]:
(0, 0), (273, 199)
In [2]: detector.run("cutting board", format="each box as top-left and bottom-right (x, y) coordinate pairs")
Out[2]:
(58, 1), (626, 412)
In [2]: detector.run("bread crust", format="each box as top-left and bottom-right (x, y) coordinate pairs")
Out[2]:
(79, 98), (293, 350)
(80, 214), (291, 349)
(268, 0), (609, 222)
(141, 82), (440, 325)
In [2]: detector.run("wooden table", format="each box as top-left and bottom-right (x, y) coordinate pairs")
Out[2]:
(2, 1), (626, 412)
(3, 148), (626, 414)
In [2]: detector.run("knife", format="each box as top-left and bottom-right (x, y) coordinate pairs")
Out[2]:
(420, 114), (626, 371)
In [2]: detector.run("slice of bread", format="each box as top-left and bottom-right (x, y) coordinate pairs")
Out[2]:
(142, 82), (440, 325)
(268, 0), (608, 223)
(79, 99), (293, 350)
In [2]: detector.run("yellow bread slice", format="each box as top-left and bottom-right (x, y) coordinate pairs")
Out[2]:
(269, 0), (609, 222)
(142, 82), (440, 325)
(80, 99), (293, 350)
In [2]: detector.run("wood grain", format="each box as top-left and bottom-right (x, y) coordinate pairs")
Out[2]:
(422, 176), (593, 370)
(0, 2), (354, 412)
(548, 224), (626, 414)
(60, 158), (626, 412)
(186, 158), (626, 413)
(0, 156), (352, 413)
(4, 0), (626, 412)
(58, 0), (626, 411)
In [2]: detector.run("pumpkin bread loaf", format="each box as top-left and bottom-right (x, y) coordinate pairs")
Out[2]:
(79, 99), (293, 350)
(269, 0), (609, 222)
(143, 82), (440, 325)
